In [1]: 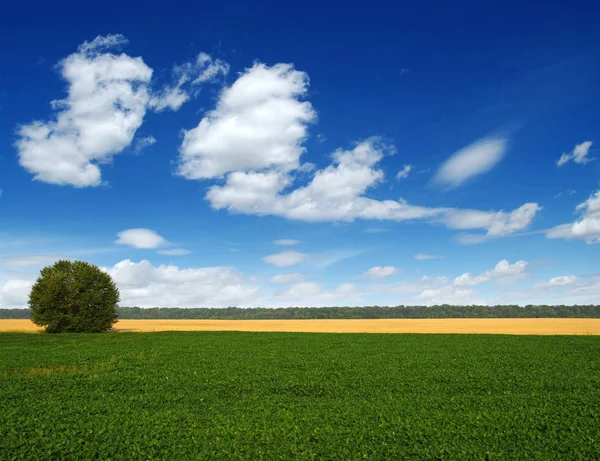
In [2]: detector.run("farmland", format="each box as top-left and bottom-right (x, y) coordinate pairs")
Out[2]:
(2, 318), (600, 334)
(1, 332), (600, 459)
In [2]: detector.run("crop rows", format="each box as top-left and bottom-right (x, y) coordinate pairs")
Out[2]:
(1, 332), (600, 459)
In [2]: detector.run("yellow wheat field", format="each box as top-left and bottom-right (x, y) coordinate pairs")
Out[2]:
(2, 318), (600, 335)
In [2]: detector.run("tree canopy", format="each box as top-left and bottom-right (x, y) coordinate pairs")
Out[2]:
(28, 260), (119, 333)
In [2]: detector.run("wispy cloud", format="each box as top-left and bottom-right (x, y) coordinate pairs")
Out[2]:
(396, 164), (412, 180)
(557, 141), (594, 167)
(157, 249), (191, 256)
(363, 266), (399, 279)
(263, 251), (308, 267)
(414, 253), (442, 261)
(363, 228), (389, 234)
(133, 136), (157, 154)
(432, 137), (507, 188)
(273, 239), (300, 246)
(3, 255), (63, 267)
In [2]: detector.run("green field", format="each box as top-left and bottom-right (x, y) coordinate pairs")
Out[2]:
(1, 332), (600, 459)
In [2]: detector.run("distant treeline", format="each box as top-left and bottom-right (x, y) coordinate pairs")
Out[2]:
(3, 305), (600, 319)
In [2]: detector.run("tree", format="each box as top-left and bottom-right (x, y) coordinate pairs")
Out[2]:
(29, 260), (120, 333)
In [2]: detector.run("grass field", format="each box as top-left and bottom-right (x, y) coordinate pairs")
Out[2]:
(3, 318), (600, 334)
(1, 332), (600, 459)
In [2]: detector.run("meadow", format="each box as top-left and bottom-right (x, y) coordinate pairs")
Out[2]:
(1, 331), (600, 459)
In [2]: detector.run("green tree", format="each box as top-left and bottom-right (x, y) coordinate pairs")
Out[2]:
(29, 260), (120, 333)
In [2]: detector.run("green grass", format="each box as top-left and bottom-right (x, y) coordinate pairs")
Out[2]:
(1, 332), (600, 460)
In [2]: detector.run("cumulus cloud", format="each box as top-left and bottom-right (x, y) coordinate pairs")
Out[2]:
(103, 259), (258, 307)
(363, 266), (398, 279)
(262, 251), (308, 267)
(453, 259), (528, 287)
(115, 228), (168, 249)
(369, 274), (474, 305)
(274, 281), (359, 305)
(270, 273), (306, 284)
(178, 62), (316, 179)
(176, 62), (538, 237)
(150, 52), (229, 112)
(0, 279), (35, 308)
(206, 137), (538, 233)
(15, 36), (228, 187)
(484, 259), (528, 277)
(452, 273), (489, 287)
(416, 287), (477, 305)
(534, 275), (577, 289)
(432, 137), (507, 188)
(557, 141), (594, 167)
(557, 276), (600, 304)
(16, 35), (153, 187)
(396, 164), (412, 179)
(547, 190), (600, 243)
(443, 203), (541, 238)
(274, 239), (300, 246)
(207, 138), (448, 222)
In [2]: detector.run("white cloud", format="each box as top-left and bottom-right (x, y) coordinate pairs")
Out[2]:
(3, 255), (63, 267)
(396, 164), (412, 179)
(363, 227), (389, 233)
(133, 136), (156, 154)
(313, 250), (365, 268)
(547, 190), (600, 243)
(452, 273), (489, 287)
(15, 37), (228, 187)
(414, 253), (441, 261)
(178, 62), (316, 179)
(443, 203), (541, 238)
(558, 276), (600, 304)
(432, 137), (507, 188)
(207, 138), (450, 223)
(103, 259), (257, 308)
(16, 35), (153, 187)
(177, 64), (538, 237)
(150, 52), (229, 112)
(274, 281), (359, 304)
(363, 266), (398, 279)
(484, 259), (528, 278)
(453, 259), (528, 288)
(205, 136), (538, 233)
(262, 251), (308, 267)
(554, 189), (576, 199)
(274, 239), (300, 246)
(0, 279), (34, 308)
(416, 287), (477, 305)
(276, 281), (322, 298)
(78, 34), (126, 53)
(270, 273), (306, 284)
(115, 229), (168, 249)
(557, 141), (593, 167)
(157, 249), (191, 256)
(534, 275), (577, 289)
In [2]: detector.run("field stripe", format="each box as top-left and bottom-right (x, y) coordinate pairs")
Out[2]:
(2, 318), (600, 334)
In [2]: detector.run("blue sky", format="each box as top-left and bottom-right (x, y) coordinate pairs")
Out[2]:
(1, 0), (599, 308)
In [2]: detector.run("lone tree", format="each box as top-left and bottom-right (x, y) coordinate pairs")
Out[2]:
(29, 260), (120, 333)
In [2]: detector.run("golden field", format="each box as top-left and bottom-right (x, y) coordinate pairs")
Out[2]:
(2, 318), (600, 335)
